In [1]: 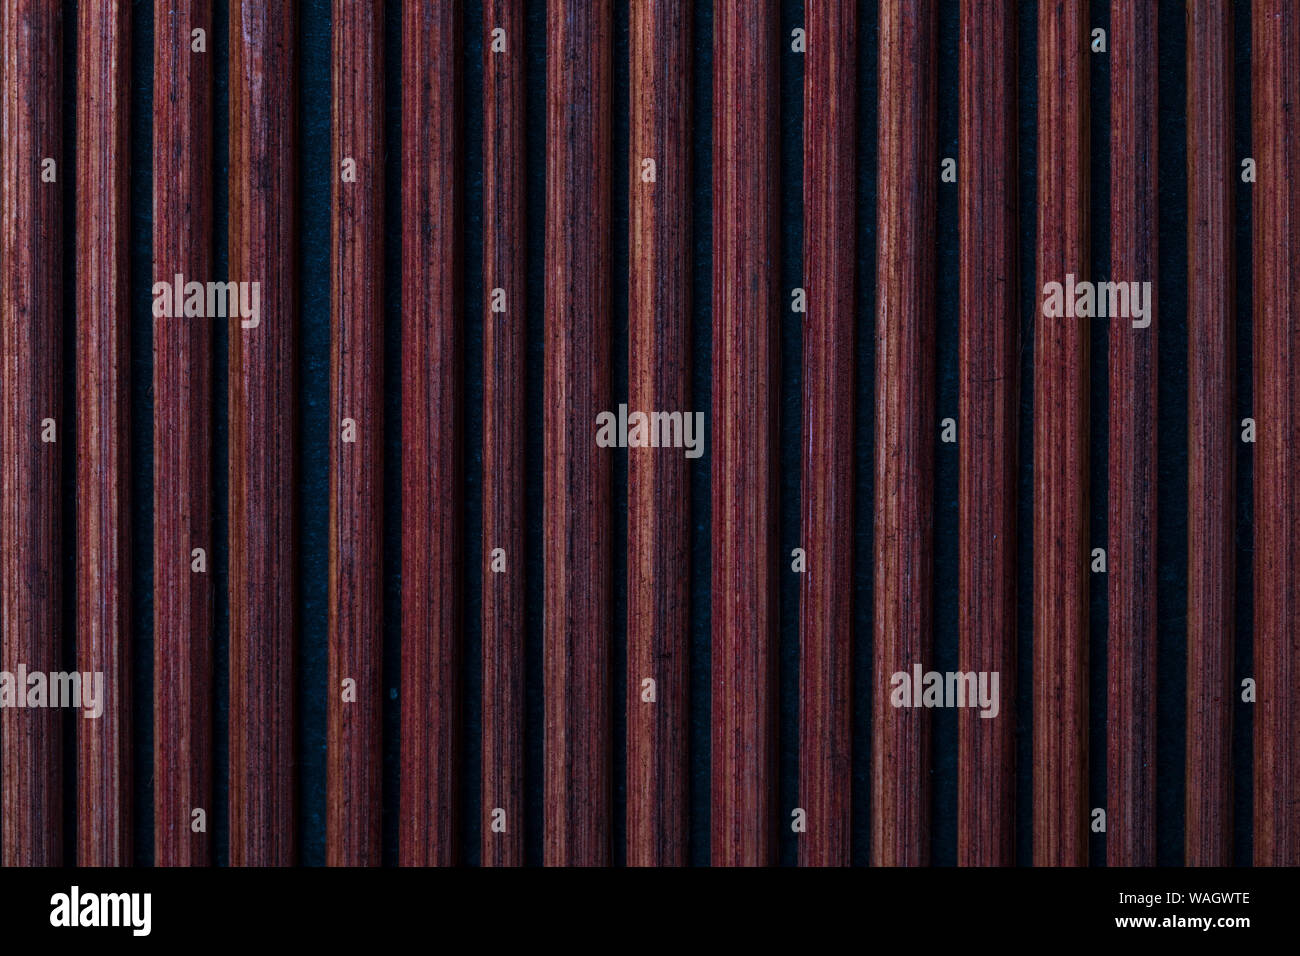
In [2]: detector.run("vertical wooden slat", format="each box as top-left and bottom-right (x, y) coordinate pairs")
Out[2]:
(1252, 0), (1300, 867)
(1033, 0), (1089, 867)
(1185, 0), (1234, 868)
(957, 0), (1016, 868)
(798, 0), (856, 869)
(153, 0), (213, 867)
(0, 0), (62, 867)
(228, 0), (296, 867)
(399, 0), (462, 867)
(544, 0), (612, 868)
(873, 0), (935, 868)
(328, 0), (384, 867)
(627, 0), (691, 868)
(481, 0), (525, 869)
(1107, 0), (1158, 867)
(711, 0), (778, 868)
(76, 0), (132, 866)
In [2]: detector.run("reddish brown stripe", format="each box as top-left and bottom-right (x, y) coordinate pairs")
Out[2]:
(1, 0), (63, 868)
(1252, 0), (1300, 867)
(1033, 0), (1090, 867)
(75, 0), (132, 866)
(481, 0), (525, 868)
(544, 0), (612, 867)
(711, 0), (778, 868)
(1107, 0), (1158, 867)
(327, 0), (384, 867)
(873, 0), (936, 868)
(798, 0), (856, 869)
(627, 0), (692, 868)
(228, 0), (296, 867)
(153, 0), (213, 868)
(957, 0), (1017, 868)
(399, 0), (462, 867)
(1185, 0), (1235, 868)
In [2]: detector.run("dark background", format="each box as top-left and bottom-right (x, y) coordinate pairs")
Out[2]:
(94, 0), (1255, 865)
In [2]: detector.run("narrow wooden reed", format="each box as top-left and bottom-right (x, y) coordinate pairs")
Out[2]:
(153, 0), (213, 867)
(1107, 0), (1158, 867)
(1185, 0), (1234, 867)
(327, 0), (384, 867)
(1033, 0), (1089, 867)
(75, 0), (132, 866)
(544, 0), (612, 867)
(627, 0), (692, 869)
(798, 0), (856, 869)
(1252, 0), (1300, 867)
(711, 0), (778, 868)
(399, 0), (462, 867)
(228, 0), (296, 867)
(956, 0), (1017, 868)
(481, 0), (525, 869)
(0, 0), (63, 868)
(873, 0), (935, 868)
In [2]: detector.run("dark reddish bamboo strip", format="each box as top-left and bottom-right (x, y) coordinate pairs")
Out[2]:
(1185, 0), (1234, 868)
(153, 0), (213, 867)
(399, 0), (462, 867)
(627, 0), (691, 868)
(873, 0), (935, 868)
(956, 0), (1016, 867)
(76, 0), (132, 866)
(711, 0), (778, 868)
(327, 0), (384, 867)
(481, 0), (525, 868)
(798, 0), (856, 869)
(228, 0), (296, 867)
(544, 0), (612, 867)
(0, 0), (62, 868)
(1033, 0), (1089, 867)
(1252, 0), (1300, 867)
(1107, 0), (1158, 867)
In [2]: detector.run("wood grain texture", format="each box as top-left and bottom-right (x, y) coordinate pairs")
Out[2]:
(76, 0), (132, 867)
(711, 0), (778, 868)
(481, 0), (525, 868)
(1185, 0), (1234, 868)
(153, 0), (213, 867)
(544, 0), (612, 868)
(0, 0), (62, 868)
(1107, 0), (1157, 868)
(228, 0), (296, 867)
(1252, 0), (1300, 867)
(399, 0), (462, 867)
(798, 0), (856, 869)
(873, 0), (935, 868)
(627, 0), (691, 869)
(956, 0), (1016, 868)
(1032, 0), (1089, 867)
(327, 0), (384, 867)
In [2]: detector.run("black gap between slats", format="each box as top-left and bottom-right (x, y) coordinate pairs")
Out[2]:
(778, 0), (804, 869)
